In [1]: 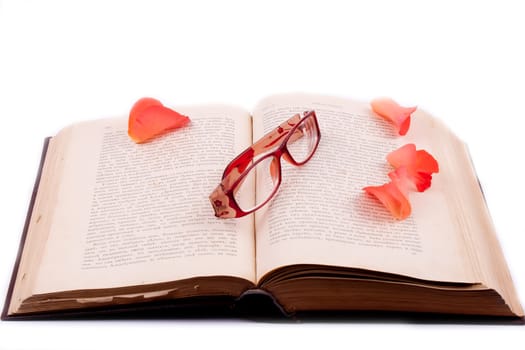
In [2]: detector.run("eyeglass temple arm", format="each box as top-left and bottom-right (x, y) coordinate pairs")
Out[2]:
(222, 113), (303, 180)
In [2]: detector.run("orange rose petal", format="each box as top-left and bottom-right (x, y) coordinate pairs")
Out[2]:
(363, 182), (412, 220)
(386, 143), (417, 168)
(387, 166), (412, 191)
(388, 166), (432, 193)
(364, 98), (438, 220)
(387, 143), (439, 174)
(386, 144), (439, 192)
(128, 98), (190, 143)
(371, 98), (417, 136)
(414, 149), (439, 174)
(130, 97), (163, 117)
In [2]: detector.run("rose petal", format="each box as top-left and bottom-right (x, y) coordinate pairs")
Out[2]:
(386, 143), (416, 168)
(414, 149), (440, 174)
(128, 98), (190, 143)
(388, 166), (432, 193)
(371, 98), (417, 136)
(129, 97), (163, 117)
(386, 143), (439, 174)
(363, 145), (439, 219)
(363, 182), (411, 220)
(385, 144), (439, 192)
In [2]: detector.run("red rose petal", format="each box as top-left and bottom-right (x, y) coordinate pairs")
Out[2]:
(371, 98), (417, 136)
(364, 182), (412, 220)
(128, 98), (190, 143)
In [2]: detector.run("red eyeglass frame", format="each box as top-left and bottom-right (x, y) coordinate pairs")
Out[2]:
(209, 110), (320, 218)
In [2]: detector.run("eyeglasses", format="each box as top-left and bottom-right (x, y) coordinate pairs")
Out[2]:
(210, 110), (321, 218)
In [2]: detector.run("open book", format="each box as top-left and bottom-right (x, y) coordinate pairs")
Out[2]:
(3, 93), (523, 320)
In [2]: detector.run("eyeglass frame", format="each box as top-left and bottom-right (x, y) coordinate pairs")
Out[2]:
(209, 110), (321, 218)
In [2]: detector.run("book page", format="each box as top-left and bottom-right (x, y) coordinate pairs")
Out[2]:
(31, 105), (255, 295)
(435, 127), (524, 315)
(253, 94), (476, 284)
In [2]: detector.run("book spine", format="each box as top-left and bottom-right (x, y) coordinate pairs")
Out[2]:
(234, 288), (290, 318)
(2, 138), (51, 320)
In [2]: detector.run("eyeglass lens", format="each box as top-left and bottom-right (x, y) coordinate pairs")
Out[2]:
(234, 154), (279, 213)
(286, 114), (319, 164)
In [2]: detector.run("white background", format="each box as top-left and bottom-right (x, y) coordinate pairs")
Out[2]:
(1, 0), (524, 349)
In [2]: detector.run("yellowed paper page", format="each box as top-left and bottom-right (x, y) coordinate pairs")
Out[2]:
(31, 105), (255, 294)
(253, 94), (475, 284)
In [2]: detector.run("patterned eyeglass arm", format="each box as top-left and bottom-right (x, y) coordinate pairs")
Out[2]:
(222, 113), (302, 178)
(209, 183), (238, 218)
